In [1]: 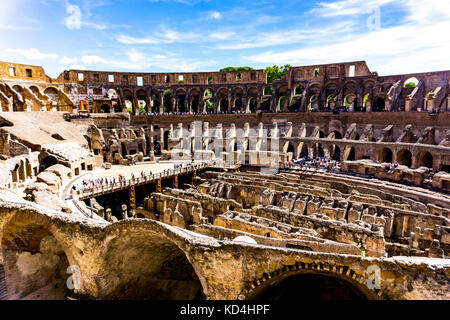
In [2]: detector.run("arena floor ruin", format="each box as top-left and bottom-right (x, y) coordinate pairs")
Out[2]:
(0, 60), (448, 300)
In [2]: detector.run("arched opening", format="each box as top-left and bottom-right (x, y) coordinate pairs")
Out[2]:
(249, 98), (257, 113)
(247, 272), (371, 300)
(284, 142), (295, 155)
(330, 131), (342, 139)
(150, 89), (161, 114)
(277, 86), (288, 112)
(123, 89), (134, 114)
(315, 143), (324, 158)
(18, 160), (25, 181)
(136, 89), (148, 114)
(153, 136), (161, 156)
(379, 148), (393, 163)
(44, 87), (58, 102)
(417, 151), (433, 169)
(289, 97), (301, 111)
(373, 97), (385, 112)
(26, 159), (32, 178)
(397, 149), (412, 167)
(232, 87), (244, 112)
(404, 77), (419, 88)
(1, 216), (72, 299)
(425, 90), (434, 111)
(121, 142), (127, 157)
(163, 89), (174, 113)
(309, 95), (317, 111)
(344, 94), (357, 111)
(295, 85), (304, 96)
(234, 98), (243, 112)
(100, 104), (110, 113)
(346, 147), (356, 161)
(264, 86), (274, 96)
(330, 145), (341, 161)
(326, 95), (335, 110)
(278, 96), (286, 112)
(219, 99), (228, 113)
(362, 94), (370, 111)
(102, 229), (205, 300)
(39, 156), (57, 172)
(203, 89), (214, 113)
(176, 89), (187, 113)
(299, 144), (308, 158)
(189, 88), (200, 114)
(163, 131), (170, 151)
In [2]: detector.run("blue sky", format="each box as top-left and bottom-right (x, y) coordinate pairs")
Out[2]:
(0, 0), (448, 78)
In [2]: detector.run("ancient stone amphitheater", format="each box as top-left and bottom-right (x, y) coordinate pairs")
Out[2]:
(0, 60), (448, 300)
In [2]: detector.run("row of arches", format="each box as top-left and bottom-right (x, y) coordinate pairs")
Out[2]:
(0, 209), (378, 300)
(283, 141), (438, 170)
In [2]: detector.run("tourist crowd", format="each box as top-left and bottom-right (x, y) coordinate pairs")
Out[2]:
(73, 161), (205, 192)
(285, 156), (340, 170)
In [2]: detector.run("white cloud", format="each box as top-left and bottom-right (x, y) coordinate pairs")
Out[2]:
(69, 64), (87, 70)
(208, 11), (221, 20)
(57, 49), (216, 73)
(310, 0), (397, 16)
(214, 22), (356, 50)
(116, 26), (200, 45)
(65, 4), (82, 30)
(405, 0), (450, 23)
(5, 48), (59, 60)
(116, 35), (160, 44)
(61, 56), (78, 64)
(64, 3), (107, 30)
(209, 31), (236, 40)
(80, 55), (108, 65)
(245, 20), (450, 75)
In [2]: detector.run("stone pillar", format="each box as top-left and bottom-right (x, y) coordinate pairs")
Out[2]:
(105, 208), (112, 222)
(156, 179), (162, 193)
(243, 96), (249, 113)
(121, 204), (128, 220)
(132, 92), (139, 115)
(366, 98), (372, 112)
(172, 98), (176, 113)
(200, 99), (205, 113)
(411, 152), (418, 169)
(187, 96), (192, 114)
(129, 185), (136, 212)
(160, 93), (164, 114)
(173, 175), (178, 189)
(272, 96), (278, 112)
(214, 97), (219, 113)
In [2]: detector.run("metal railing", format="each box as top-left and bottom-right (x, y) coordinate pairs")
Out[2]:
(76, 162), (212, 199)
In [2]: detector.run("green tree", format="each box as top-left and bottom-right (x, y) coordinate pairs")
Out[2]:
(220, 67), (254, 72)
(205, 99), (214, 111)
(265, 64), (292, 83)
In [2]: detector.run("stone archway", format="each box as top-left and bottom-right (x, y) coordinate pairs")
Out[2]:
(99, 224), (206, 300)
(417, 151), (433, 169)
(0, 213), (76, 300)
(244, 263), (382, 300)
(379, 147), (393, 163)
(397, 149), (412, 167)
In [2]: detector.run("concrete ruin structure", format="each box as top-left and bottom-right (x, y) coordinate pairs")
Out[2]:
(0, 60), (448, 301)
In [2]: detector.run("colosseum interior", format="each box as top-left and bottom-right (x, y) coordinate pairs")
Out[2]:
(0, 60), (448, 301)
